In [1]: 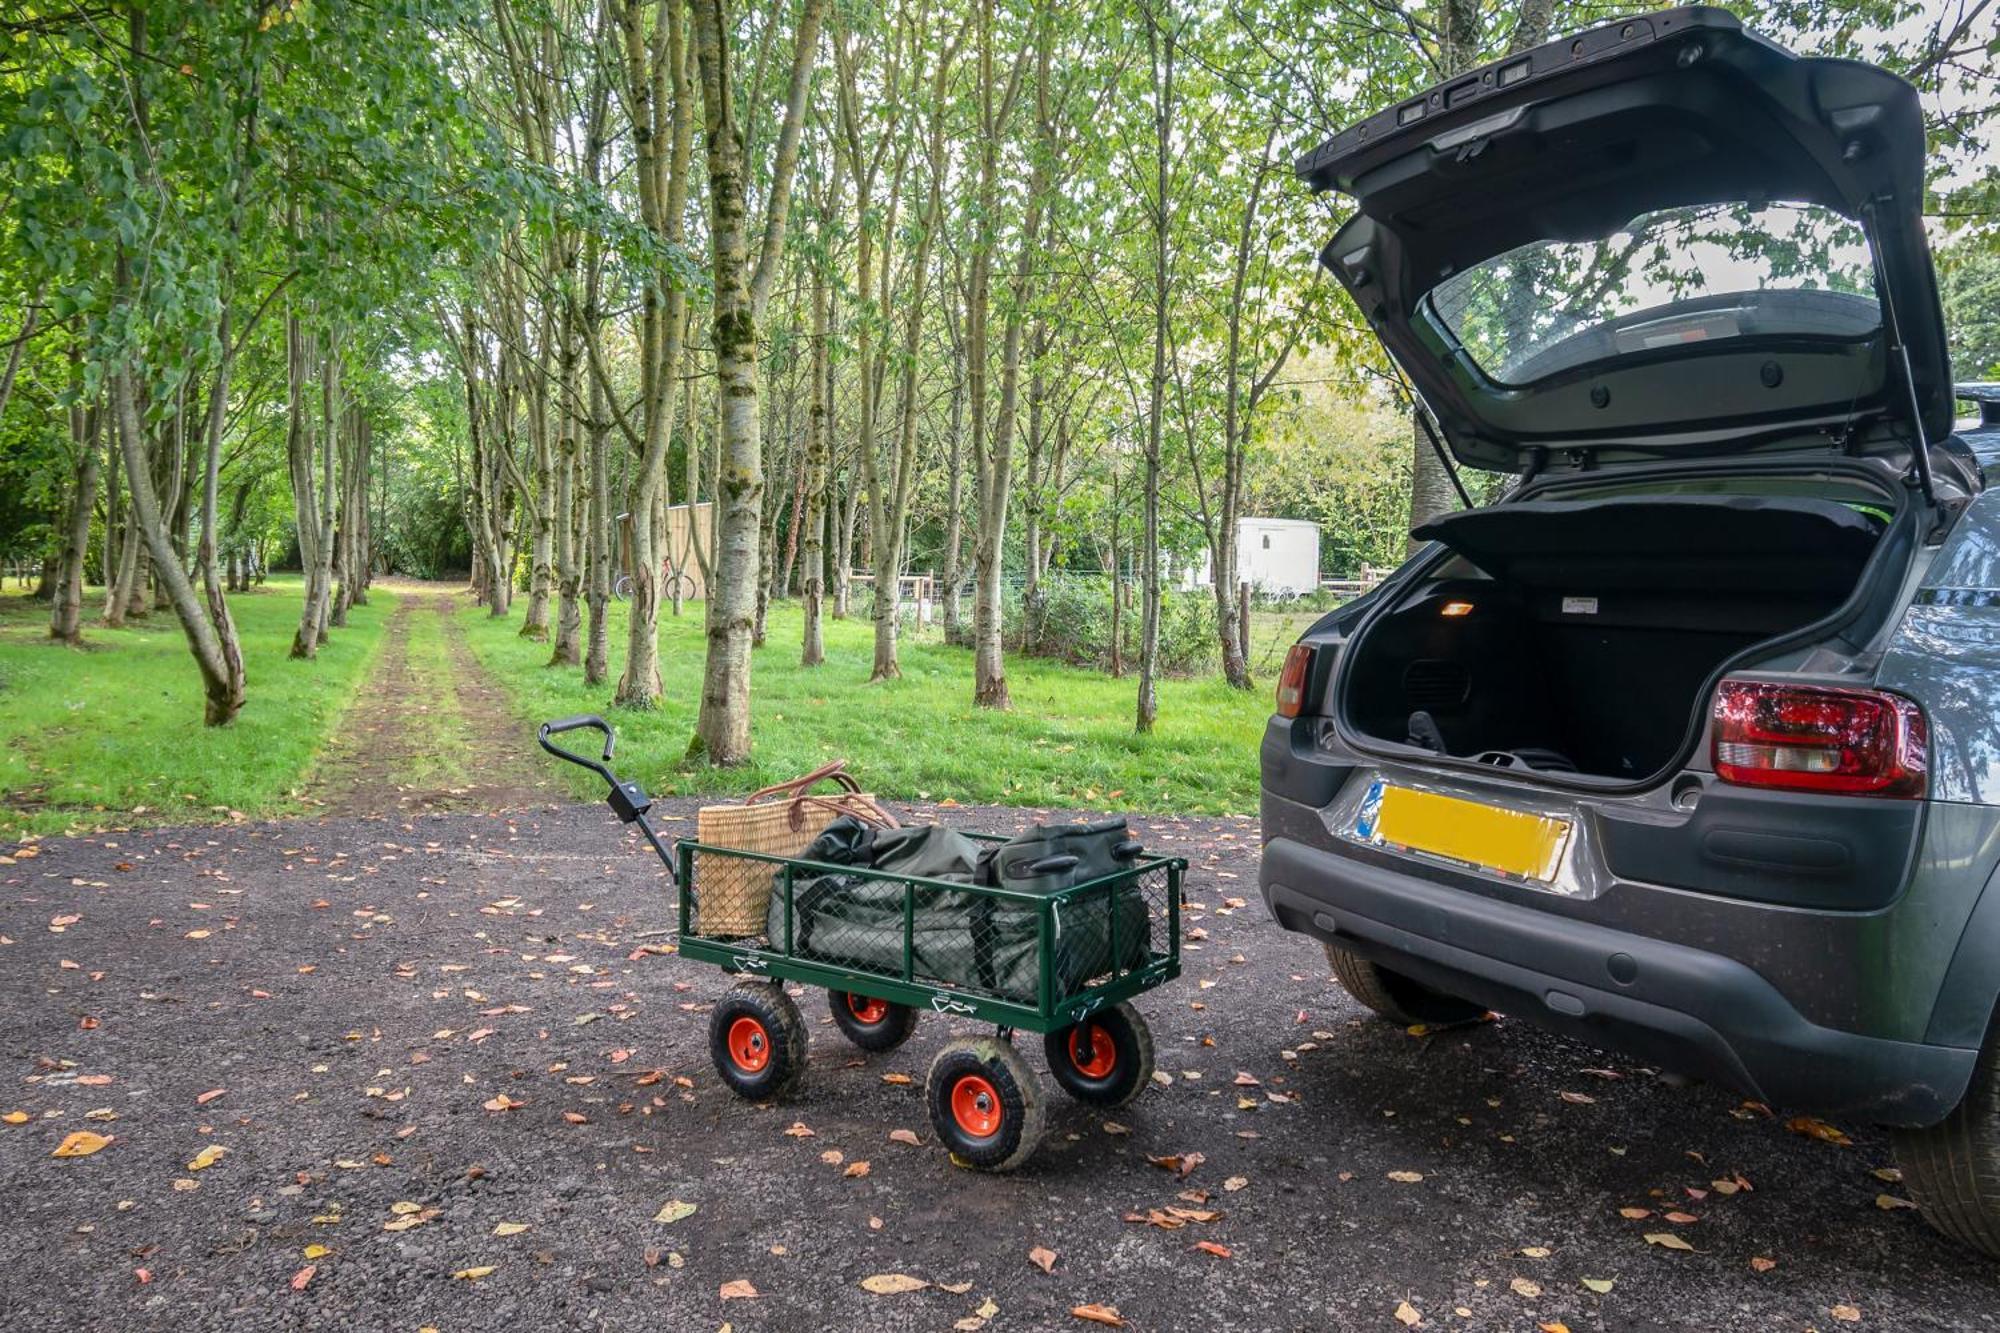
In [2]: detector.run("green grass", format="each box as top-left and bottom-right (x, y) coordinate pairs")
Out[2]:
(462, 597), (1273, 815)
(0, 577), (393, 837)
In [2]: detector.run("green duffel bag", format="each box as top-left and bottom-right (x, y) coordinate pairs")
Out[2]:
(768, 823), (987, 981)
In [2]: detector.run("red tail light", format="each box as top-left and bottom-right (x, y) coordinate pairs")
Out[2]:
(1275, 644), (1317, 718)
(1711, 680), (1926, 797)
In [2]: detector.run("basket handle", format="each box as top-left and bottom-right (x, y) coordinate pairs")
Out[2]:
(743, 760), (862, 805)
(789, 792), (901, 832)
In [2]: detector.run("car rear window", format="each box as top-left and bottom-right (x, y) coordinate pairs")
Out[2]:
(1425, 202), (1880, 386)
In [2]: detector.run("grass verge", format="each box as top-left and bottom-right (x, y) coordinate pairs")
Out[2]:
(0, 578), (393, 837)
(461, 597), (1271, 815)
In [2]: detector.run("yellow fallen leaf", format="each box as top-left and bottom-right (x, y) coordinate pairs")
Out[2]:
(1538, 1323), (1572, 1333)
(653, 1200), (697, 1224)
(1581, 1277), (1614, 1294)
(1644, 1232), (1695, 1252)
(451, 1266), (496, 1281)
(382, 1216), (424, 1232)
(1386, 1170), (1424, 1183)
(52, 1130), (111, 1158)
(187, 1144), (227, 1171)
(1510, 1277), (1543, 1298)
(303, 1244), (331, 1260)
(390, 1201), (423, 1215)
(185, 929), (211, 940)
(1394, 1301), (1422, 1327)
(2, 1111), (30, 1126)
(859, 1273), (929, 1294)
(1520, 1246), (1550, 1259)
(493, 1222), (529, 1236)
(1831, 1306), (1862, 1323)
(880, 1073), (912, 1085)
(1785, 1115), (1853, 1147)
(1875, 1194), (1918, 1212)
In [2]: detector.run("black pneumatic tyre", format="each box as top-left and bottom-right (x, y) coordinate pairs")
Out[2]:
(1324, 943), (1487, 1027)
(828, 990), (919, 1053)
(708, 981), (809, 1101)
(1044, 1002), (1155, 1109)
(926, 1037), (1047, 1172)
(1894, 1036), (2000, 1258)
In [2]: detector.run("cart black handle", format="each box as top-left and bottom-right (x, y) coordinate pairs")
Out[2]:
(538, 714), (618, 787)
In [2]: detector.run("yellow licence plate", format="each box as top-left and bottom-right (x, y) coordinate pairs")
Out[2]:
(1352, 781), (1572, 884)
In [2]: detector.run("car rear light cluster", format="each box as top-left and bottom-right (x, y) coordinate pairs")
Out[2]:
(1275, 644), (1317, 718)
(1710, 680), (1926, 798)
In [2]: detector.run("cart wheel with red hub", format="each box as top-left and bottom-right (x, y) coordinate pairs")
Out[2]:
(1044, 1002), (1154, 1109)
(827, 990), (919, 1053)
(925, 1037), (1047, 1172)
(708, 980), (808, 1100)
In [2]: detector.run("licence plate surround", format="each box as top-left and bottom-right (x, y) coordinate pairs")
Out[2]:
(1350, 780), (1572, 884)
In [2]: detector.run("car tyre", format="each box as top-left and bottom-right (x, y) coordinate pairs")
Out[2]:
(1324, 942), (1487, 1027)
(1894, 1034), (2000, 1258)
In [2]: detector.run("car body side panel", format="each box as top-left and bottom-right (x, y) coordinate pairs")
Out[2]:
(1880, 488), (2000, 806)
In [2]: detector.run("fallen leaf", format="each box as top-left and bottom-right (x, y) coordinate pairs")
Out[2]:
(1538, 1324), (1572, 1333)
(493, 1222), (529, 1236)
(291, 1265), (316, 1291)
(1029, 1246), (1057, 1273)
(1617, 1207), (1652, 1220)
(1785, 1115), (1853, 1147)
(719, 1279), (760, 1300)
(653, 1200), (697, 1224)
(783, 1121), (814, 1137)
(482, 1094), (524, 1112)
(880, 1073), (912, 1085)
(1520, 1246), (1551, 1259)
(1510, 1277), (1543, 1298)
(1831, 1305), (1862, 1324)
(1559, 1091), (1596, 1105)
(1644, 1232), (1695, 1252)
(1750, 1256), (1777, 1273)
(888, 1129), (921, 1147)
(1394, 1301), (1422, 1328)
(1386, 1170), (1425, 1184)
(1875, 1194), (1918, 1212)
(452, 1266), (496, 1281)
(390, 1201), (423, 1215)
(1663, 1211), (1699, 1224)
(52, 1131), (111, 1158)
(1223, 1175), (1248, 1192)
(859, 1273), (929, 1294)
(1146, 1152), (1204, 1178)
(844, 1161), (871, 1178)
(1193, 1240), (1232, 1258)
(1070, 1305), (1124, 1328)
(195, 1089), (226, 1105)
(2, 1111), (29, 1126)
(1581, 1277), (1615, 1294)
(187, 1144), (227, 1171)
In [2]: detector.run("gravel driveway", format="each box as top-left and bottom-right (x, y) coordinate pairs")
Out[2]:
(3, 800), (1997, 1331)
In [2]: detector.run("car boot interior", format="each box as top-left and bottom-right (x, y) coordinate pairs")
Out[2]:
(1341, 492), (1892, 781)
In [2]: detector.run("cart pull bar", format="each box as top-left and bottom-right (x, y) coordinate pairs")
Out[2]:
(537, 715), (654, 826)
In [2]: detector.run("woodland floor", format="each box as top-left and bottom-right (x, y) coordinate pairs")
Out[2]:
(4, 582), (2000, 1330)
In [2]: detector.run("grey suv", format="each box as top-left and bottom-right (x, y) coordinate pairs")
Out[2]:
(1264, 8), (2000, 1256)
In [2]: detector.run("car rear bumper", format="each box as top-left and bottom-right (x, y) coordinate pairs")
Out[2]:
(1262, 832), (1977, 1126)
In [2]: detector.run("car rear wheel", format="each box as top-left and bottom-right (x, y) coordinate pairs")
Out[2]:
(1893, 1032), (2000, 1258)
(1324, 943), (1487, 1027)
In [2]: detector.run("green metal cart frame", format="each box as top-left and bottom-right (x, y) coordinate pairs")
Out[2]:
(539, 714), (1187, 1170)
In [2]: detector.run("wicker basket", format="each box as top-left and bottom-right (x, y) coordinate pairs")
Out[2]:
(693, 761), (896, 937)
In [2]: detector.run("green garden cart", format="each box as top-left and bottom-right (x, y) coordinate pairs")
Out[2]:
(538, 714), (1187, 1170)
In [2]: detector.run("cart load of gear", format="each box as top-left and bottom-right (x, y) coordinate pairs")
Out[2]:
(759, 815), (1153, 1003)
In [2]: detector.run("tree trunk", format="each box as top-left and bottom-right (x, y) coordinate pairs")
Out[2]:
(287, 312), (325, 658)
(51, 396), (99, 646)
(1136, 10), (1174, 734)
(112, 352), (243, 725)
(584, 370), (612, 685)
(688, 0), (823, 764)
(799, 256), (830, 667)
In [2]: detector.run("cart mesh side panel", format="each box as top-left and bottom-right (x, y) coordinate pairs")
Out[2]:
(686, 847), (1178, 1012)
